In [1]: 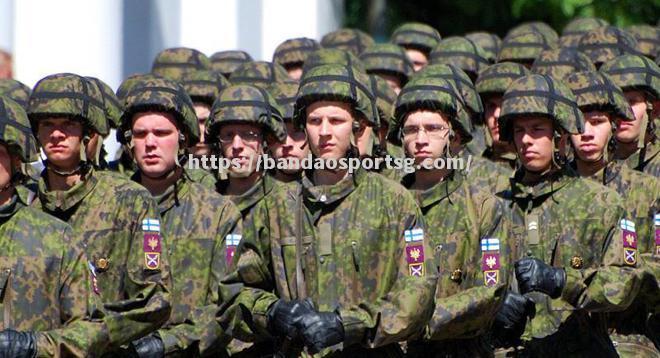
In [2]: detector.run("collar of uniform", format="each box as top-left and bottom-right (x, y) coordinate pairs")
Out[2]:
(0, 194), (21, 222)
(229, 174), (274, 215)
(402, 169), (463, 210)
(131, 169), (192, 215)
(509, 166), (574, 202)
(482, 147), (517, 168)
(301, 166), (365, 207)
(37, 166), (98, 213)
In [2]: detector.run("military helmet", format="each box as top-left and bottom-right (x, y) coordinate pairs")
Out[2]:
(0, 79), (31, 110)
(465, 32), (502, 63)
(120, 77), (200, 146)
(577, 26), (639, 67)
(626, 25), (660, 59)
(429, 36), (489, 79)
(498, 31), (556, 65)
(390, 22), (442, 54)
(86, 77), (123, 130)
(393, 76), (473, 145)
(368, 74), (397, 129)
(559, 18), (609, 50)
(273, 37), (321, 68)
(600, 54), (660, 100)
(476, 62), (530, 96)
(116, 73), (159, 102)
(28, 73), (109, 137)
(230, 61), (290, 89)
(531, 48), (596, 80)
(360, 43), (414, 85)
(267, 81), (299, 121)
(210, 50), (253, 77)
(415, 63), (484, 116)
(151, 47), (211, 81)
(565, 71), (634, 121)
(498, 74), (584, 141)
(507, 22), (559, 45)
(321, 28), (375, 56)
(302, 48), (366, 73)
(0, 96), (39, 162)
(294, 63), (378, 128)
(207, 84), (287, 143)
(181, 70), (230, 107)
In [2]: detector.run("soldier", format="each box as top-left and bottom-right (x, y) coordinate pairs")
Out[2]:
(601, 54), (660, 177)
(27, 73), (172, 351)
(360, 43), (414, 94)
(626, 24), (660, 59)
(492, 74), (648, 355)
(368, 74), (402, 158)
(0, 95), (109, 357)
(391, 76), (509, 356)
(209, 50), (253, 78)
(559, 17), (609, 50)
(531, 48), (596, 81)
(577, 26), (640, 68)
(221, 63), (436, 356)
(151, 47), (211, 81)
(85, 76), (123, 170)
(564, 70), (660, 357)
(429, 36), (489, 81)
(273, 37), (321, 80)
(391, 22), (442, 72)
(320, 28), (375, 56)
(498, 31), (555, 68)
(268, 81), (310, 182)
(466, 32), (502, 64)
(229, 61), (290, 89)
(116, 77), (244, 357)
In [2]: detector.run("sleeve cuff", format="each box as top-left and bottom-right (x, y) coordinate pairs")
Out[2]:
(338, 308), (367, 347)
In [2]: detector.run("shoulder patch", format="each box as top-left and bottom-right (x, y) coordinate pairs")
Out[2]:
(225, 234), (242, 266)
(404, 228), (424, 242)
(621, 219), (637, 266)
(142, 218), (161, 233)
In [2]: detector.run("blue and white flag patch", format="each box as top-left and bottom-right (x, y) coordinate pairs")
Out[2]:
(481, 238), (500, 252)
(142, 218), (161, 232)
(404, 228), (424, 242)
(620, 219), (636, 232)
(226, 234), (242, 246)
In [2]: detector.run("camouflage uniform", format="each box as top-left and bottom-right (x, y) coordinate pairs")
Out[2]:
(465, 32), (502, 64)
(601, 54), (660, 178)
(429, 36), (489, 80)
(559, 17), (609, 50)
(391, 22), (442, 56)
(229, 61), (290, 89)
(494, 74), (650, 356)
(221, 64), (436, 356)
(151, 47), (211, 81)
(273, 37), (321, 69)
(391, 77), (509, 357)
(27, 73), (172, 351)
(577, 26), (640, 67)
(320, 28), (375, 56)
(498, 31), (556, 66)
(626, 25), (660, 59)
(531, 48), (596, 81)
(121, 76), (244, 356)
(210, 50), (253, 78)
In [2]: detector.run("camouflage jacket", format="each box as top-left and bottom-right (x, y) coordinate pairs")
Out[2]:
(32, 167), (172, 351)
(223, 168), (437, 356)
(620, 140), (660, 178)
(401, 170), (508, 357)
(0, 193), (109, 357)
(496, 168), (649, 356)
(463, 150), (512, 193)
(217, 173), (276, 230)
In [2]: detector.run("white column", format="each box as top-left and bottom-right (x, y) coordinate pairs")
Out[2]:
(179, 0), (238, 56)
(0, 0), (14, 52)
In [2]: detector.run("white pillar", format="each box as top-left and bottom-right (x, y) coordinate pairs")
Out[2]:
(0, 0), (14, 53)
(179, 0), (239, 56)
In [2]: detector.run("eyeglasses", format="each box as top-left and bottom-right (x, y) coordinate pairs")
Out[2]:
(218, 130), (262, 144)
(401, 124), (450, 138)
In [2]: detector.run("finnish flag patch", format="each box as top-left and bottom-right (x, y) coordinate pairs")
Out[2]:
(404, 228), (424, 242)
(481, 238), (500, 252)
(142, 218), (161, 232)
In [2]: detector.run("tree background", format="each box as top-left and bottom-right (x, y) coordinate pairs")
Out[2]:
(344, 0), (659, 40)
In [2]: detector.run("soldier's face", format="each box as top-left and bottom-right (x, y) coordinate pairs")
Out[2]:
(484, 95), (503, 143)
(512, 116), (555, 172)
(285, 65), (303, 80)
(355, 120), (374, 157)
(0, 144), (12, 189)
(131, 112), (180, 178)
(270, 122), (308, 175)
(616, 90), (648, 143)
(190, 102), (211, 156)
(571, 111), (612, 162)
(376, 72), (403, 94)
(37, 117), (84, 170)
(306, 101), (354, 161)
(219, 123), (263, 178)
(405, 48), (428, 72)
(402, 110), (452, 165)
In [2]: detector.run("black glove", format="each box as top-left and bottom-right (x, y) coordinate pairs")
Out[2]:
(267, 299), (316, 339)
(0, 329), (37, 358)
(515, 257), (566, 298)
(492, 292), (535, 348)
(296, 311), (344, 353)
(127, 334), (164, 358)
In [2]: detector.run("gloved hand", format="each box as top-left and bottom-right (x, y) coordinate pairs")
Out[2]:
(267, 298), (316, 339)
(127, 334), (164, 358)
(0, 329), (37, 358)
(492, 292), (535, 348)
(296, 311), (344, 353)
(515, 257), (566, 298)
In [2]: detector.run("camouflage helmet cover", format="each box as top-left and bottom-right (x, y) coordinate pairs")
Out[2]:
(302, 48), (366, 73)
(531, 48), (596, 80)
(181, 70), (230, 106)
(577, 26), (640, 66)
(273, 37), (321, 67)
(116, 73), (159, 102)
(600, 54), (660, 99)
(465, 32), (502, 63)
(0, 96), (39, 162)
(565, 71), (635, 121)
(507, 21), (559, 44)
(626, 24), (660, 58)
(151, 47), (211, 81)
(391, 22), (442, 53)
(0, 79), (31, 109)
(429, 36), (490, 78)
(367, 74), (397, 128)
(321, 28), (375, 56)
(86, 76), (123, 129)
(415, 63), (484, 115)
(210, 50), (253, 77)
(267, 81), (299, 120)
(360, 43), (414, 83)
(476, 61), (531, 95)
(229, 61), (290, 89)
(498, 31), (556, 64)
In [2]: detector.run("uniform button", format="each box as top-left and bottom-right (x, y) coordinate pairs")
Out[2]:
(570, 255), (583, 269)
(320, 195), (327, 202)
(319, 256), (325, 263)
(450, 268), (462, 282)
(96, 258), (109, 271)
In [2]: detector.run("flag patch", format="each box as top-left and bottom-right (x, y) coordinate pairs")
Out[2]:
(480, 238), (500, 252)
(226, 234), (242, 247)
(619, 219), (635, 232)
(404, 228), (424, 242)
(142, 218), (161, 232)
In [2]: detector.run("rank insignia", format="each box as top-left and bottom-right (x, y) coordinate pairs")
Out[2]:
(406, 245), (425, 264)
(145, 253), (161, 270)
(408, 263), (424, 277)
(404, 228), (424, 243)
(570, 255), (583, 269)
(484, 270), (499, 287)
